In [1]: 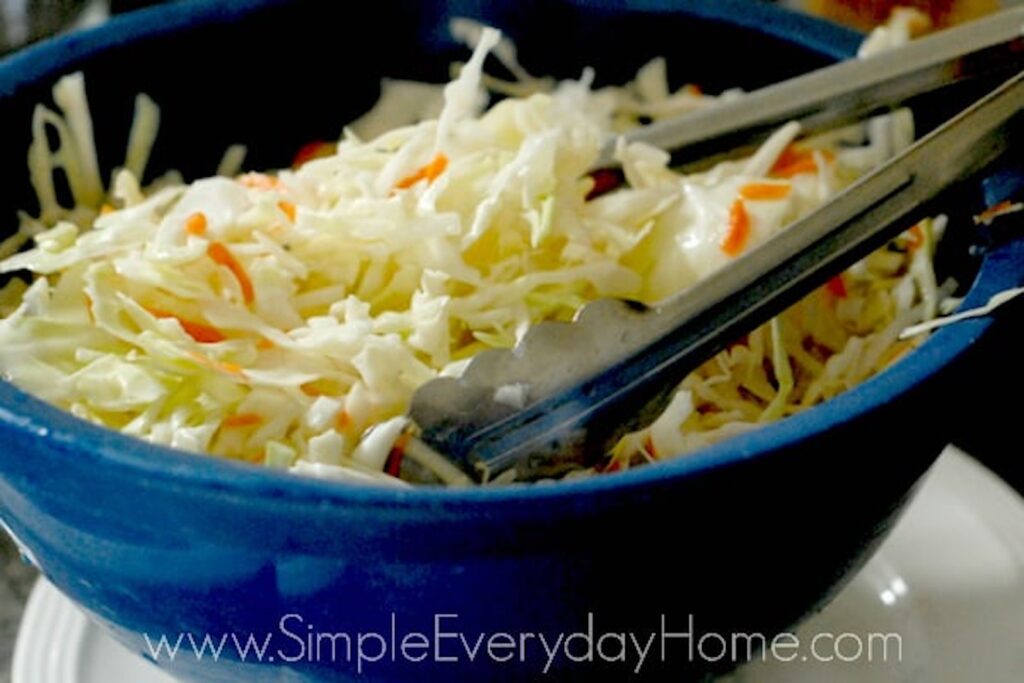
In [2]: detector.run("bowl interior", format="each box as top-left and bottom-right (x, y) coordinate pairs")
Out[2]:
(0, 0), (987, 505)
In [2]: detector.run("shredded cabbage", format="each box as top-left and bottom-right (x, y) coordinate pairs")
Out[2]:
(0, 13), (955, 485)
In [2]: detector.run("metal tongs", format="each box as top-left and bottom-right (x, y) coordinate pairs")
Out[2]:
(403, 9), (1024, 484)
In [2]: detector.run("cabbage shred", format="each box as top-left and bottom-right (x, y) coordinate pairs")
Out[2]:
(0, 18), (946, 485)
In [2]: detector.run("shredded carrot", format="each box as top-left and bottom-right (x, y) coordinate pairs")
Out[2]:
(100, 204), (115, 215)
(222, 413), (265, 428)
(586, 168), (625, 200)
(642, 435), (658, 460)
(973, 199), (1024, 226)
(905, 224), (925, 251)
(300, 383), (325, 397)
(772, 147), (806, 169)
(770, 147), (834, 178)
(187, 351), (245, 377)
(824, 275), (848, 299)
(278, 200), (297, 222)
(394, 153), (448, 190)
(384, 451), (404, 478)
(384, 433), (411, 478)
(687, 83), (703, 96)
(721, 199), (751, 256)
(238, 173), (283, 191)
(334, 410), (352, 431)
(727, 334), (750, 352)
(218, 360), (245, 376)
(171, 319), (224, 344)
(771, 147), (803, 173)
(292, 140), (334, 168)
(393, 432), (411, 454)
(773, 159), (818, 178)
(602, 459), (623, 474)
(241, 451), (264, 464)
(739, 182), (791, 201)
(256, 338), (275, 350)
(146, 307), (226, 343)
(207, 241), (255, 305)
(184, 211), (208, 236)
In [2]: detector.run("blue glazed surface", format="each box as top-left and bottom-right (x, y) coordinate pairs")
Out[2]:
(0, 1), (1019, 681)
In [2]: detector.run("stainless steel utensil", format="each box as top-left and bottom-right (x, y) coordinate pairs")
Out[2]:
(600, 5), (1024, 169)
(405, 15), (1024, 484)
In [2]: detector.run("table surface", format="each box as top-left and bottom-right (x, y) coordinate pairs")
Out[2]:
(0, 540), (40, 683)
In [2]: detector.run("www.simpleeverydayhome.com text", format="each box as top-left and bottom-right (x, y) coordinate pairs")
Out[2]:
(142, 612), (903, 674)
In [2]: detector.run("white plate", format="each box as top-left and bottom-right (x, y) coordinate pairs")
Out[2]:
(12, 447), (1024, 683)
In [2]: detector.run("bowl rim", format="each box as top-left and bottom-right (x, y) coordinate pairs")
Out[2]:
(0, 0), (1009, 511)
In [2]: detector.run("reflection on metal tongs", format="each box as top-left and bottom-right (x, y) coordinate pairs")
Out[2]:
(402, 9), (1024, 484)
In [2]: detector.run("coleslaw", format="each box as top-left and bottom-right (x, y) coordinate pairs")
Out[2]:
(0, 13), (951, 486)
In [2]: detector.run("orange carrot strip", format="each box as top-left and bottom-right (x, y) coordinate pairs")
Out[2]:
(146, 307), (226, 343)
(395, 153), (448, 190)
(773, 160), (817, 178)
(292, 140), (334, 168)
(825, 275), (848, 299)
(603, 459), (623, 474)
(300, 383), (325, 397)
(184, 211), (208, 236)
(256, 338), (275, 350)
(770, 147), (802, 172)
(905, 224), (925, 251)
(222, 413), (265, 428)
(973, 200), (1024, 226)
(721, 199), (751, 256)
(100, 204), (115, 215)
(335, 410), (351, 431)
(586, 168), (625, 200)
(187, 351), (245, 377)
(770, 147), (834, 178)
(739, 183), (791, 201)
(421, 154), (448, 183)
(392, 432), (411, 457)
(278, 200), (297, 222)
(218, 360), (245, 376)
(727, 334), (750, 352)
(207, 241), (255, 305)
(384, 432), (411, 477)
(175, 320), (225, 344)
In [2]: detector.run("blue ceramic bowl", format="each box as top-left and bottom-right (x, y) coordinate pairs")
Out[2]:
(0, 1), (1020, 681)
